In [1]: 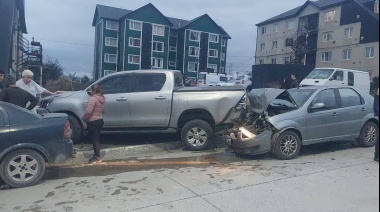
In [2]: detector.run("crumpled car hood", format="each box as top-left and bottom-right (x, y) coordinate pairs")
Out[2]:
(248, 88), (286, 113)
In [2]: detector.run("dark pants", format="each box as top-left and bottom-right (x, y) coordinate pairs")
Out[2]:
(87, 119), (104, 158)
(376, 118), (379, 159)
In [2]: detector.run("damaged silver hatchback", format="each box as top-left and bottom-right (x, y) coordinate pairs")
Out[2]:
(226, 86), (379, 160)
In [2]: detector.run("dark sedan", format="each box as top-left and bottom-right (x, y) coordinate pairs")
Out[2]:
(0, 102), (73, 188)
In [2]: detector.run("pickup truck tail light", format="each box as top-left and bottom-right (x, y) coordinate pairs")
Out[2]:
(242, 80), (245, 84)
(64, 120), (73, 140)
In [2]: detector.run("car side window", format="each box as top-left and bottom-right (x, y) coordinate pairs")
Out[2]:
(311, 89), (337, 111)
(98, 75), (134, 94)
(332, 71), (344, 81)
(348, 72), (354, 86)
(338, 88), (364, 108)
(0, 108), (4, 126)
(135, 74), (166, 92)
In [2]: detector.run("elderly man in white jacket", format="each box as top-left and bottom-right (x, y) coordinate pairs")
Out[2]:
(16, 69), (57, 98)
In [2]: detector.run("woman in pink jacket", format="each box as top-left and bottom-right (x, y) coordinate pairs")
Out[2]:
(82, 84), (105, 164)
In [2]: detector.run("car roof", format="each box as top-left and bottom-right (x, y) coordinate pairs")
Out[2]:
(313, 68), (369, 74)
(292, 86), (362, 91)
(107, 69), (182, 77)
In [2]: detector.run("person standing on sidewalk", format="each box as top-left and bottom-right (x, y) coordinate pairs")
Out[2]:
(0, 69), (5, 91)
(0, 75), (38, 110)
(290, 74), (299, 89)
(82, 84), (105, 164)
(374, 88), (379, 162)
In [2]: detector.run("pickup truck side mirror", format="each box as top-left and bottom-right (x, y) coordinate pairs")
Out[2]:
(86, 89), (91, 96)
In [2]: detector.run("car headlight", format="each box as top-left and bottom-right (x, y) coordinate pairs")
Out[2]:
(239, 127), (256, 139)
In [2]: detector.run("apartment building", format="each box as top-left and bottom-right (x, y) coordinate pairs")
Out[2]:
(255, 0), (379, 77)
(92, 3), (231, 80)
(0, 0), (27, 76)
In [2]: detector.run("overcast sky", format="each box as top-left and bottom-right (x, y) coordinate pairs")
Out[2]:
(25, 0), (306, 78)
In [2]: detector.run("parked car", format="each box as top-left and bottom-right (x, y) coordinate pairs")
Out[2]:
(226, 86), (378, 160)
(215, 79), (238, 87)
(40, 70), (245, 151)
(0, 102), (73, 188)
(300, 68), (371, 93)
(198, 72), (233, 87)
(235, 74), (252, 90)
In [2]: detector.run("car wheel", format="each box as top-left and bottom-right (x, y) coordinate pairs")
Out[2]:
(0, 149), (46, 188)
(273, 131), (301, 160)
(68, 115), (83, 144)
(358, 122), (378, 147)
(181, 119), (214, 151)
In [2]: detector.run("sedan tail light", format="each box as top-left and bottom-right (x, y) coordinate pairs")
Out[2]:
(64, 120), (72, 140)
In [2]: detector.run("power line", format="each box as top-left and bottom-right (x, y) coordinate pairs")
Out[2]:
(25, 37), (94, 46)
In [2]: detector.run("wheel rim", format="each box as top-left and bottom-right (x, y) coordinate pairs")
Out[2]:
(7, 154), (39, 183)
(364, 125), (377, 144)
(280, 135), (298, 156)
(187, 127), (208, 147)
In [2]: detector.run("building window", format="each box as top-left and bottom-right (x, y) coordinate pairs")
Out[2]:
(324, 10), (336, 22)
(129, 21), (142, 31)
(321, 52), (332, 62)
(188, 62), (198, 72)
(260, 43), (266, 51)
(222, 39), (227, 47)
(271, 58), (277, 64)
(375, 0), (379, 13)
(221, 53), (226, 61)
(169, 46), (177, 52)
(343, 49), (351, 60)
(209, 34), (219, 43)
(286, 20), (294, 30)
(365, 47), (375, 58)
(152, 58), (164, 68)
(129, 38), (141, 47)
(208, 64), (217, 73)
(209, 49), (218, 58)
(104, 54), (117, 63)
(106, 21), (118, 31)
(344, 28), (353, 39)
(128, 55), (140, 64)
(273, 24), (279, 33)
(153, 41), (164, 52)
(189, 46), (200, 57)
(105, 37), (118, 47)
(259, 59), (264, 65)
(169, 61), (176, 67)
(220, 67), (225, 73)
(272, 41), (278, 49)
(190, 31), (200, 41)
(153, 25), (165, 36)
(104, 70), (116, 76)
(322, 31), (334, 42)
(261, 27), (267, 35)
(284, 57), (291, 64)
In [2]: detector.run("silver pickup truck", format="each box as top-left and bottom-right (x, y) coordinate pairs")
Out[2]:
(40, 70), (245, 150)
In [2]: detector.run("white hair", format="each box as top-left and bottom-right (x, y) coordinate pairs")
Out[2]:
(22, 69), (34, 77)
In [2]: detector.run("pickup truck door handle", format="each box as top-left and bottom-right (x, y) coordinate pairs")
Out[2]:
(155, 96), (166, 100)
(116, 97), (128, 102)
(332, 112), (340, 116)
(361, 107), (368, 112)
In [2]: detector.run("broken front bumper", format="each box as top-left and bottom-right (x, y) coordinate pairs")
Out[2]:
(226, 130), (273, 155)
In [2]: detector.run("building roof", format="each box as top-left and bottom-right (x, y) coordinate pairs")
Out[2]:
(257, 0), (378, 26)
(92, 4), (231, 39)
(92, 5), (131, 26)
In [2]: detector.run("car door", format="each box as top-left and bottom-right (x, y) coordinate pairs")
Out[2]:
(0, 106), (10, 148)
(337, 88), (368, 138)
(88, 74), (134, 127)
(129, 73), (171, 127)
(306, 89), (342, 144)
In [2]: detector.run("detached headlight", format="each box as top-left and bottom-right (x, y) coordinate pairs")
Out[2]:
(239, 127), (256, 140)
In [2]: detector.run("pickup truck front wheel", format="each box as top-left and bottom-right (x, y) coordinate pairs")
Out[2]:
(181, 120), (213, 151)
(68, 115), (83, 144)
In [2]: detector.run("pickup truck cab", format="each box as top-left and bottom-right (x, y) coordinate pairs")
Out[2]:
(40, 70), (245, 150)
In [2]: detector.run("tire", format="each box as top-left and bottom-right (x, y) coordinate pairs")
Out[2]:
(181, 119), (214, 151)
(0, 149), (46, 188)
(273, 131), (301, 160)
(358, 122), (378, 147)
(68, 115), (83, 144)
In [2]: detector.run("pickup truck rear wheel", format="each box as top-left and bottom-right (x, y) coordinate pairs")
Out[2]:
(68, 115), (83, 144)
(181, 120), (214, 151)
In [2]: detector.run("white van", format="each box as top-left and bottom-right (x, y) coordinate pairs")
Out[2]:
(300, 68), (370, 93)
(198, 72), (232, 86)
